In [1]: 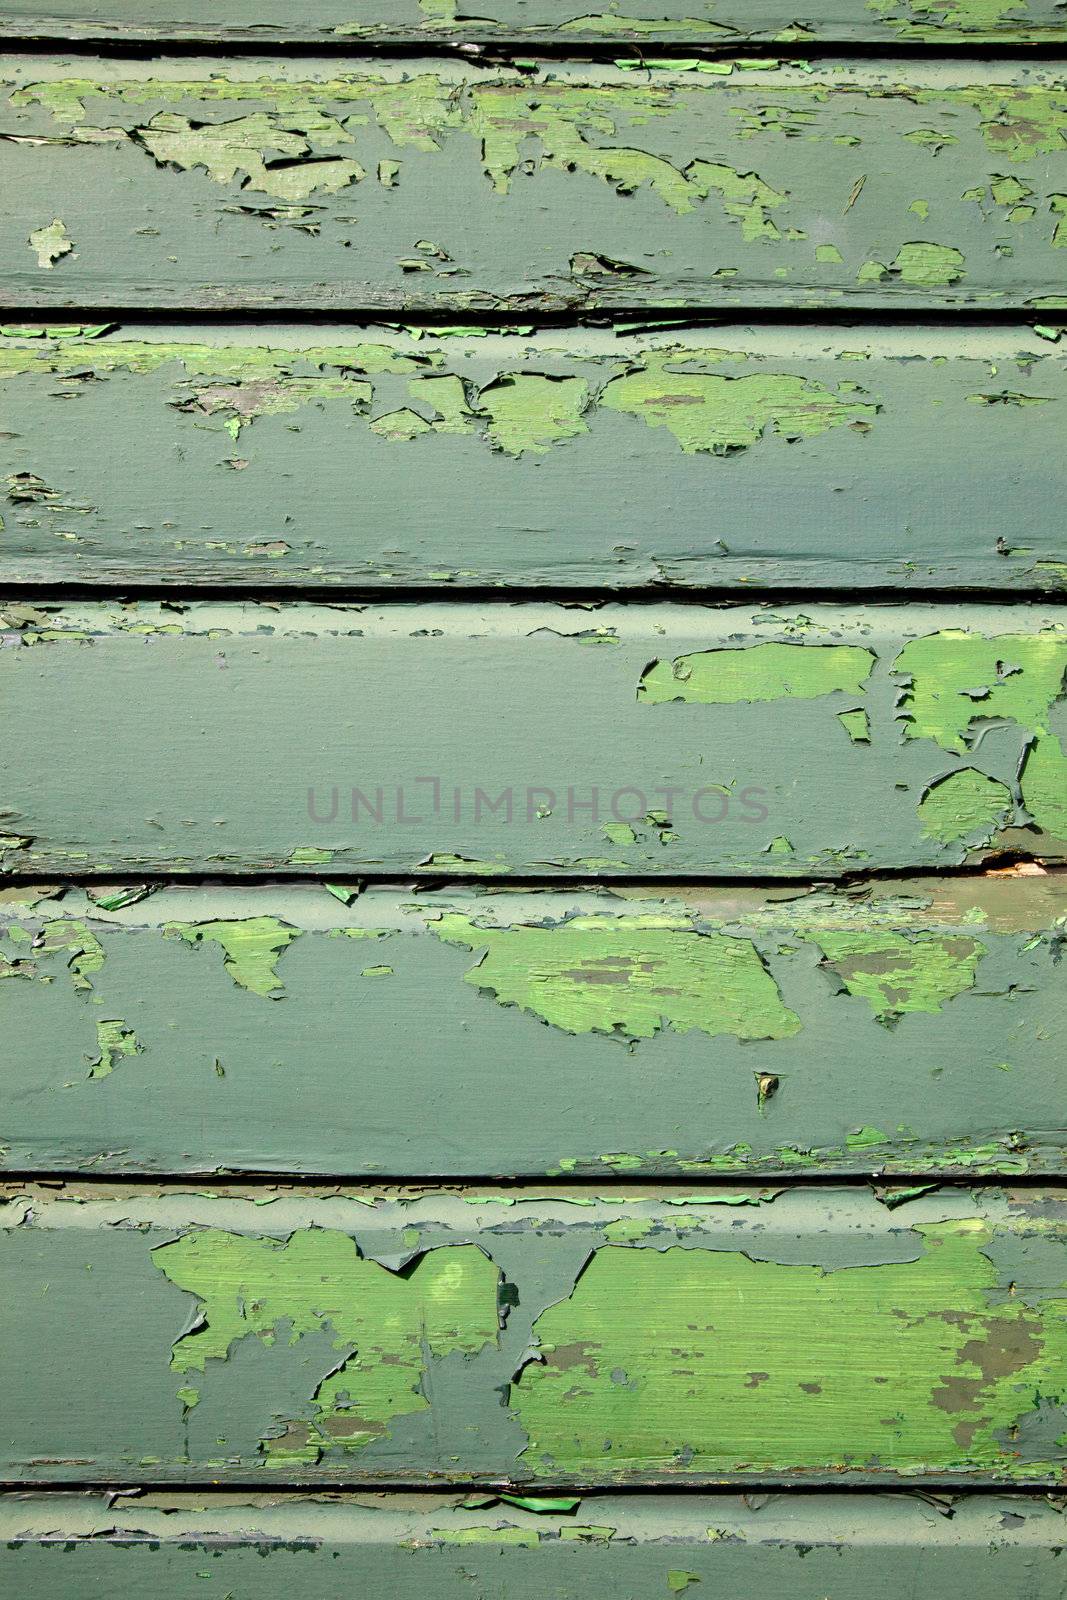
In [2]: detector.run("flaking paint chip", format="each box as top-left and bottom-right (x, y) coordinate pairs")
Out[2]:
(28, 220), (74, 269)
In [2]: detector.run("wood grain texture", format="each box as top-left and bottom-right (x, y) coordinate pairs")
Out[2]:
(5, 0), (1067, 46)
(5, 323), (1067, 592)
(1, 1183), (1063, 1485)
(4, 58), (1067, 311)
(2, 1493), (1065, 1599)
(2, 876), (1063, 1179)
(3, 600), (1066, 878)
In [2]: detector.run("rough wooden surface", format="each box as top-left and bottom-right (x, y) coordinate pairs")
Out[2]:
(4, 59), (1067, 311)
(3, 600), (1065, 878)
(5, 323), (1067, 591)
(1, 1183), (1063, 1485)
(1, 876), (1063, 1178)
(2, 1493), (1065, 1599)
(5, 0), (1067, 46)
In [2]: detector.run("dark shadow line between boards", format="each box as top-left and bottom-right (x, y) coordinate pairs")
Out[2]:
(0, 1476), (1058, 1496)
(2, 36), (1067, 62)
(1, 306), (1065, 329)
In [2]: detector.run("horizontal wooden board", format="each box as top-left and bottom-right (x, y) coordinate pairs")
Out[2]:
(5, 0), (1067, 46)
(2, 1493), (1065, 1600)
(1, 1183), (1063, 1484)
(5, 323), (1067, 591)
(3, 59), (1067, 311)
(3, 601), (1066, 878)
(2, 876), (1063, 1179)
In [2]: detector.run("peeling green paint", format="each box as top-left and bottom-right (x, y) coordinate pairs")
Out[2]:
(27, 218), (72, 269)
(516, 1222), (1067, 1475)
(90, 1018), (142, 1079)
(153, 1229), (499, 1460)
(36, 919), (104, 992)
(165, 917), (302, 998)
(894, 630), (1067, 753)
(918, 769), (1014, 844)
(599, 357), (877, 454)
(1020, 733), (1067, 836)
(431, 914), (801, 1042)
(811, 931), (985, 1023)
(889, 243), (966, 287)
(476, 374), (590, 456)
(639, 642), (875, 703)
(838, 708), (871, 742)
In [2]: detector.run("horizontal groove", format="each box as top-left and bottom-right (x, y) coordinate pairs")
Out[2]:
(1, 306), (1063, 330)
(1, 38), (1066, 63)
(1, 1169), (1056, 1187)
(4, 857), (1065, 890)
(6, 585), (1067, 605)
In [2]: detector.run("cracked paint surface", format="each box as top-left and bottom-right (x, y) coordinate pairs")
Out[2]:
(431, 912), (801, 1041)
(153, 1228), (500, 1462)
(1, 879), (1063, 1176)
(2, 603), (1066, 878)
(3, 325), (1065, 591)
(2, 62), (1065, 310)
(516, 1218), (1067, 1477)
(1, 1186), (1063, 1483)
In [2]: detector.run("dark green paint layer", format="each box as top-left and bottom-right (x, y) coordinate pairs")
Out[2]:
(3, 601), (1066, 877)
(1, 1184), (1063, 1484)
(4, 324), (1067, 590)
(4, 0), (1067, 45)
(1, 1493), (1064, 1600)
(1, 876), (1063, 1177)
(3, 60), (1067, 310)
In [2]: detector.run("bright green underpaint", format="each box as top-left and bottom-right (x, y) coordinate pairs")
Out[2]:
(27, 218), (72, 269)
(918, 770), (1014, 844)
(599, 359), (877, 455)
(153, 1230), (498, 1460)
(812, 932), (984, 1024)
(639, 642), (875, 704)
(1020, 734), (1067, 837)
(894, 632), (1067, 753)
(431, 914), (801, 1042)
(429, 1526), (539, 1546)
(165, 918), (302, 998)
(890, 243), (967, 287)
(90, 1018), (142, 1078)
(476, 375), (590, 456)
(37, 919), (104, 992)
(838, 708), (871, 742)
(516, 1222), (1067, 1476)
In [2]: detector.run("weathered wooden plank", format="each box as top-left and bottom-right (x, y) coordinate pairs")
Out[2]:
(5, 323), (1067, 591)
(2, 876), (1063, 1178)
(3, 601), (1066, 878)
(3, 59), (1067, 311)
(1, 1183), (1063, 1484)
(5, 0), (1067, 47)
(2, 1492), (1064, 1600)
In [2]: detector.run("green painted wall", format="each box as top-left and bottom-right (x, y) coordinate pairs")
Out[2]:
(3, 60), (1067, 310)
(2, 1493), (1064, 1599)
(1, 1184), (1063, 1483)
(1, 877), (1062, 1177)
(3, 324), (1067, 590)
